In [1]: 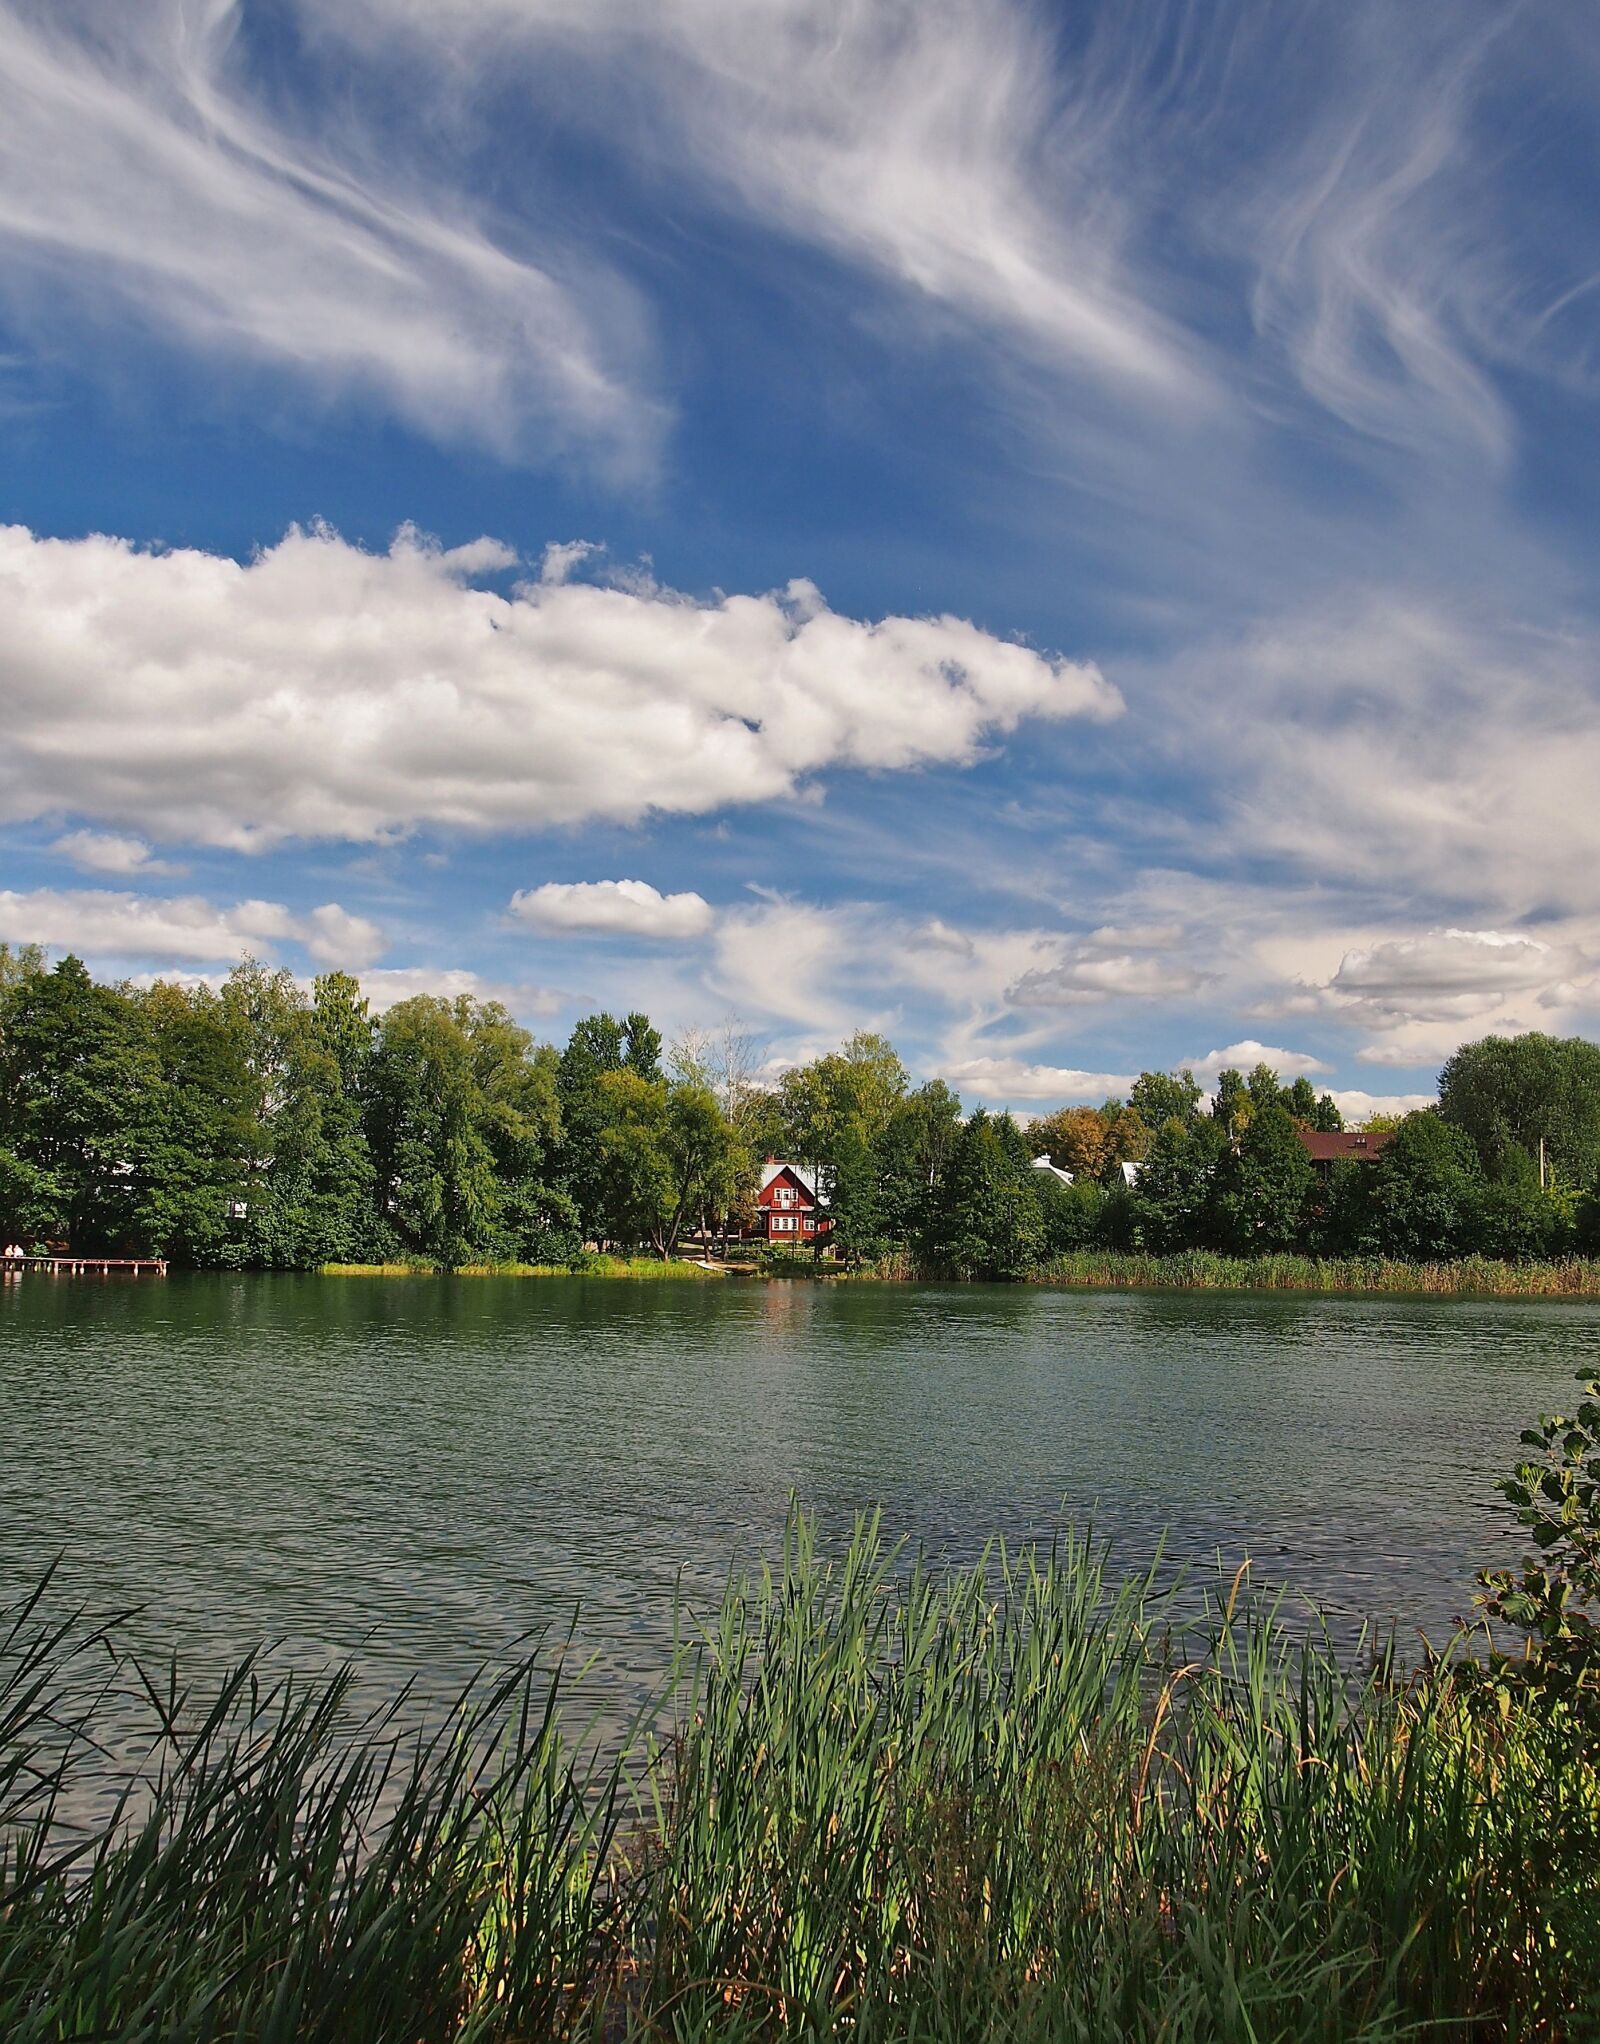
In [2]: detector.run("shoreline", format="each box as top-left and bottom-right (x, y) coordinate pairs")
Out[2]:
(314, 1250), (1600, 1297)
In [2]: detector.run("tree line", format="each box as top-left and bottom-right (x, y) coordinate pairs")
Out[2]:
(2, 943), (1599, 1274)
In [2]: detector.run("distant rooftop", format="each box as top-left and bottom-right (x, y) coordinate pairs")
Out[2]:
(1296, 1128), (1395, 1163)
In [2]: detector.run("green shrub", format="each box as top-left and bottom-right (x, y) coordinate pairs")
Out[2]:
(1476, 1368), (1600, 1713)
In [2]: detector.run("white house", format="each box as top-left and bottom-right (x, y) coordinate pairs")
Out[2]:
(1030, 1155), (1074, 1186)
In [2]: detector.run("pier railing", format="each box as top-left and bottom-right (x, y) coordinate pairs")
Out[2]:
(1, 1254), (168, 1277)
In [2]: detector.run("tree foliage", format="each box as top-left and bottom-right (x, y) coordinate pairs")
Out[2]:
(2, 958), (1595, 1279)
(1439, 1032), (1600, 1188)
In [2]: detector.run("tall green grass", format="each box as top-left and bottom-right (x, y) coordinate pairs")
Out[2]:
(3, 1525), (1596, 2040)
(1034, 1248), (1600, 1296)
(321, 1256), (720, 1280)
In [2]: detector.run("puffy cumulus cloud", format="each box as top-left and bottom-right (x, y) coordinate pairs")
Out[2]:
(1007, 948), (1205, 1008)
(0, 523), (1119, 850)
(1277, 925), (1600, 1066)
(1326, 929), (1584, 1024)
(0, 887), (385, 971)
(938, 1056), (1136, 1105)
(509, 878), (714, 941)
(49, 829), (180, 877)
(1183, 1040), (1331, 1086)
(0, 1), (654, 468)
(1328, 1088), (1436, 1123)
(301, 904), (387, 971)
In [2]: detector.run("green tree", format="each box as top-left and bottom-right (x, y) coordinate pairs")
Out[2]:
(926, 1111), (1044, 1280)
(1359, 1110), (1485, 1260)
(367, 997), (508, 1267)
(1133, 1114), (1227, 1252)
(1210, 1068), (1253, 1148)
(878, 1081), (964, 1250)
(1211, 1103), (1314, 1253)
(662, 1082), (743, 1255)
(1038, 1175), (1108, 1253)
(1278, 1075), (1344, 1131)
(0, 942), (46, 994)
(591, 1073), (742, 1258)
(622, 1012), (664, 1083)
(1128, 1069), (1202, 1130)
(131, 981), (255, 1264)
(1439, 1032), (1600, 1187)
(827, 1127), (888, 1267)
(777, 1031), (908, 1168)
(0, 956), (155, 1250)
(556, 1014), (633, 1240)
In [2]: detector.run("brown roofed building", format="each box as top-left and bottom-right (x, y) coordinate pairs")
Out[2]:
(1295, 1128), (1396, 1170)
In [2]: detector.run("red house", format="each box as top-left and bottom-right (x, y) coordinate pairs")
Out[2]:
(746, 1159), (833, 1246)
(1295, 1128), (1395, 1172)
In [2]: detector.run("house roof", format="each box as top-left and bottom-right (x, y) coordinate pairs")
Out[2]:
(759, 1158), (831, 1202)
(1295, 1128), (1395, 1163)
(1030, 1155), (1075, 1185)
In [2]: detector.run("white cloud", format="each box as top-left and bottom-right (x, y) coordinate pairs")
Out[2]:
(1244, 13), (1512, 462)
(709, 902), (865, 1035)
(1007, 949), (1205, 1007)
(325, 0), (1204, 404)
(356, 966), (564, 1020)
(49, 829), (180, 877)
(1275, 925), (1600, 1067)
(1328, 1088), (1435, 1123)
(0, 887), (385, 970)
(1326, 928), (1580, 1023)
(0, 522), (1118, 850)
(0, 1), (653, 467)
(1184, 1040), (1331, 1087)
(302, 904), (387, 971)
(1175, 599), (1600, 919)
(1084, 924), (1185, 952)
(509, 878), (714, 940)
(938, 1056), (1135, 1106)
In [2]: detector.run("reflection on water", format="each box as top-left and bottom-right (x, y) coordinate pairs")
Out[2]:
(0, 1273), (1592, 1735)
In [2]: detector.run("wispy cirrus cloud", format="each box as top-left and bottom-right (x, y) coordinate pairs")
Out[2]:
(324, 0), (1206, 404)
(0, 0), (658, 467)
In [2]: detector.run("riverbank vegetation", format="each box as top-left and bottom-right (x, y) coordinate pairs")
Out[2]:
(1032, 1249), (1600, 1296)
(3, 1376), (1597, 2039)
(322, 1254), (719, 1279)
(5, 943), (1600, 1281)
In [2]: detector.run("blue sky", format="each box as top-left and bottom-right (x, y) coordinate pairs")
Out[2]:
(2, 0), (1598, 1115)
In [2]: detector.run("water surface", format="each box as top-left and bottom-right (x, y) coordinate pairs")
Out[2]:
(1, 1274), (1592, 1719)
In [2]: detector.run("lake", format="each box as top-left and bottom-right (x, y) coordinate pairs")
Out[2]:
(1, 1273), (1593, 1728)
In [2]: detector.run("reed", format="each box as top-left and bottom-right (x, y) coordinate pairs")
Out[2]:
(1034, 1248), (1600, 1297)
(3, 1523), (1595, 2040)
(320, 1256), (720, 1280)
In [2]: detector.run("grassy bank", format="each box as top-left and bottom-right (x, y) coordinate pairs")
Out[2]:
(321, 1254), (721, 1280)
(1033, 1248), (1600, 1297)
(3, 1517), (1595, 2041)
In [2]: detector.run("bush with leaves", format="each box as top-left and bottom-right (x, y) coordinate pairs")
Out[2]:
(1475, 1368), (1600, 1712)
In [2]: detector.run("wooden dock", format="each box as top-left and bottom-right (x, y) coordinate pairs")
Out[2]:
(1, 1254), (167, 1277)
